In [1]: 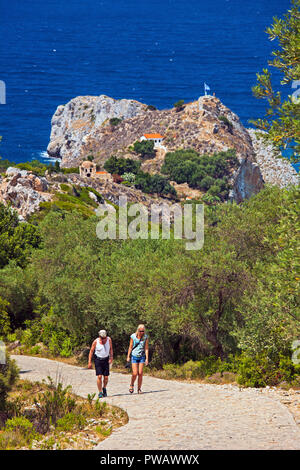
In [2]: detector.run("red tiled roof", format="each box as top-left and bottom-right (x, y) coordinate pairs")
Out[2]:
(143, 133), (164, 139)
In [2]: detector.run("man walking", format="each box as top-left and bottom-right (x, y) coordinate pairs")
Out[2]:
(88, 329), (113, 398)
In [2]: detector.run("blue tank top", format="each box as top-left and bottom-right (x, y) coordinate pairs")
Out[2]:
(131, 333), (148, 357)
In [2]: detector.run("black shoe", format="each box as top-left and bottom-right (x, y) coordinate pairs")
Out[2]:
(102, 387), (107, 397)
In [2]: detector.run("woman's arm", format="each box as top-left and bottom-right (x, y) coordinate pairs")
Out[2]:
(109, 337), (113, 364)
(145, 338), (149, 366)
(88, 340), (96, 368)
(127, 338), (133, 362)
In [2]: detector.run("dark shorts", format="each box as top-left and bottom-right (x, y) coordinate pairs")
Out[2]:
(132, 355), (146, 364)
(94, 355), (110, 376)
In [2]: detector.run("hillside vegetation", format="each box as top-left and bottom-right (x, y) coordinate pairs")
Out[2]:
(0, 183), (299, 387)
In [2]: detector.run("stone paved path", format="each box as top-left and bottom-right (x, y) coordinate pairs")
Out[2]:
(12, 355), (300, 450)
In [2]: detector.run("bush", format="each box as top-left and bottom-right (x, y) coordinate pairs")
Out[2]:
(174, 100), (185, 111)
(104, 156), (141, 175)
(0, 202), (42, 268)
(122, 172), (136, 183)
(0, 355), (19, 414)
(109, 117), (122, 127)
(56, 412), (86, 431)
(218, 115), (233, 131)
(0, 297), (11, 339)
(133, 140), (155, 159)
(33, 377), (76, 432)
(134, 172), (177, 197)
(0, 420), (38, 449)
(61, 167), (79, 174)
(147, 105), (157, 111)
(5, 416), (35, 438)
(158, 353), (300, 388)
(161, 148), (238, 200)
(236, 354), (300, 388)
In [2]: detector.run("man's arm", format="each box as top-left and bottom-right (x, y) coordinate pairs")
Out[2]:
(109, 337), (113, 364)
(88, 340), (96, 368)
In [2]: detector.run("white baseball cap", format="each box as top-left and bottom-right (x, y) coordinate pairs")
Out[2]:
(98, 329), (107, 338)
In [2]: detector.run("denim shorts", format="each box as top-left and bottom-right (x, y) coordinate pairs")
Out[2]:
(131, 355), (146, 364)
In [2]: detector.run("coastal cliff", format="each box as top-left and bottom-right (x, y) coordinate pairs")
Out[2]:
(47, 95), (254, 168)
(47, 94), (271, 202)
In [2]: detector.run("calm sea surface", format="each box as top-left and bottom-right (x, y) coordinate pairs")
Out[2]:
(0, 0), (291, 164)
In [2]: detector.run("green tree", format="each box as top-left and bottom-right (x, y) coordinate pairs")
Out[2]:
(0, 203), (42, 269)
(251, 0), (300, 161)
(0, 297), (10, 338)
(133, 140), (155, 159)
(104, 156), (141, 175)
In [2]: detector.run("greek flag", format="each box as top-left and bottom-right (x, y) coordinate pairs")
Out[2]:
(204, 83), (210, 95)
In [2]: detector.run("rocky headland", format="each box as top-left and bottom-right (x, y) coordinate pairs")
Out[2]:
(0, 94), (298, 219)
(47, 93), (298, 202)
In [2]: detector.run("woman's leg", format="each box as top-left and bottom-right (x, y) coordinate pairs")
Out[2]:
(131, 363), (138, 387)
(138, 362), (144, 391)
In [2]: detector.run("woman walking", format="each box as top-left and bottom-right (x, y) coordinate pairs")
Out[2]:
(126, 324), (149, 394)
(88, 329), (113, 398)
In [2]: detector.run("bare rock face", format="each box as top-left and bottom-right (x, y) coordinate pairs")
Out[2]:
(0, 168), (52, 219)
(247, 128), (299, 188)
(47, 95), (147, 166)
(232, 159), (264, 203)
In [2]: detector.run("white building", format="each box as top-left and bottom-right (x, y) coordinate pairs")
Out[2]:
(140, 133), (164, 148)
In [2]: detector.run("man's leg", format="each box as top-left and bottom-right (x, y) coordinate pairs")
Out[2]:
(103, 375), (109, 396)
(97, 374), (103, 394)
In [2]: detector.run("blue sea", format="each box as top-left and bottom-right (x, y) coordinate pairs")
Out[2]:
(0, 0), (293, 165)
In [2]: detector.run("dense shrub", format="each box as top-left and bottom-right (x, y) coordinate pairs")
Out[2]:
(109, 117), (122, 127)
(134, 172), (177, 197)
(0, 416), (39, 449)
(133, 140), (155, 158)
(0, 355), (19, 414)
(56, 412), (86, 431)
(161, 148), (238, 200)
(236, 354), (300, 388)
(158, 353), (300, 387)
(104, 156), (141, 175)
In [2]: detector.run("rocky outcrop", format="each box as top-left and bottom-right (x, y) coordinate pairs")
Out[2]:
(0, 168), (52, 219)
(47, 93), (269, 202)
(47, 95), (147, 165)
(47, 94), (255, 168)
(46, 93), (298, 204)
(232, 159), (264, 203)
(247, 128), (299, 188)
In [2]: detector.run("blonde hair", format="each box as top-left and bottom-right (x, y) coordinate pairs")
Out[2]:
(135, 324), (146, 338)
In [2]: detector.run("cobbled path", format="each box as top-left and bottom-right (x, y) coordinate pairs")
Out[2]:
(12, 355), (300, 450)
